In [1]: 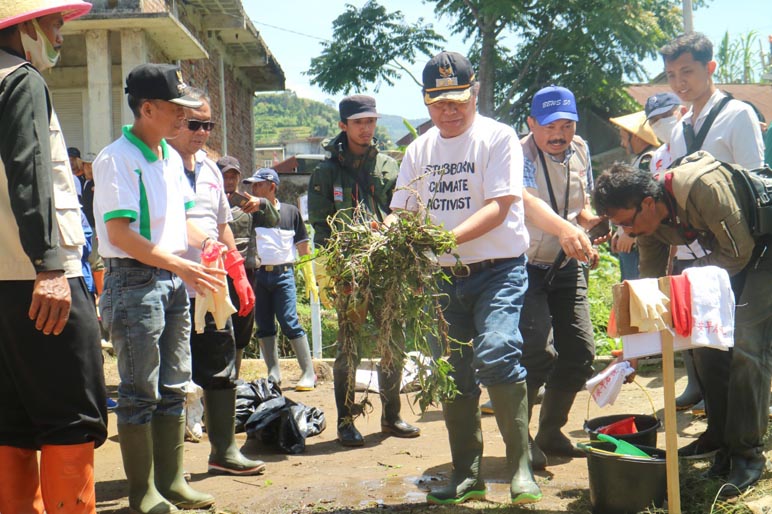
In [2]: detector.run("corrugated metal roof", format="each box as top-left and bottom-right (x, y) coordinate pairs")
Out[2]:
(627, 84), (772, 123)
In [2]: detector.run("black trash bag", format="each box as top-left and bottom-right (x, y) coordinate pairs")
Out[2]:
(234, 378), (282, 434)
(244, 395), (327, 454)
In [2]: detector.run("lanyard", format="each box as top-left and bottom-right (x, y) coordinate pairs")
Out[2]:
(537, 149), (570, 219)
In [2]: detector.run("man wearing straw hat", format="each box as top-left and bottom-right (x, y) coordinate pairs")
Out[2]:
(0, 1), (108, 512)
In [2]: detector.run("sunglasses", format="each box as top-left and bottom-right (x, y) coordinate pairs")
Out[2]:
(186, 119), (215, 132)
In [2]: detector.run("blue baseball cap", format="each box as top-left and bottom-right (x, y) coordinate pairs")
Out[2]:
(644, 92), (681, 120)
(243, 168), (280, 186)
(530, 86), (578, 125)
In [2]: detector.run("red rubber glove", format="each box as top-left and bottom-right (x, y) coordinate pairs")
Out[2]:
(224, 248), (254, 316)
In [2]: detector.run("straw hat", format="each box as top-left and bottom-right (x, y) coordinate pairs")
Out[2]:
(609, 110), (660, 147)
(0, 0), (92, 31)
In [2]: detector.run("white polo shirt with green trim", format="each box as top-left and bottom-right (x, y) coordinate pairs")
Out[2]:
(93, 125), (196, 259)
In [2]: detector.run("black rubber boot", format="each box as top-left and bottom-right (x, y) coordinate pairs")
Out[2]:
(334, 367), (363, 447)
(151, 415), (215, 509)
(527, 382), (547, 471)
(676, 351), (702, 410)
(378, 364), (420, 438)
(534, 389), (585, 458)
(488, 381), (542, 505)
(204, 388), (266, 475)
(426, 396), (486, 505)
(719, 451), (768, 498)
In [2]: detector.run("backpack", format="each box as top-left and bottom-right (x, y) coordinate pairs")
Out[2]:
(664, 155), (772, 238)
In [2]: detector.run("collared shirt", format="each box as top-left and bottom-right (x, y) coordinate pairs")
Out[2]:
(93, 126), (196, 258)
(669, 89), (765, 170)
(523, 145), (594, 193)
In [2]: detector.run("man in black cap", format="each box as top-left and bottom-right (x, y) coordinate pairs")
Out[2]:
(216, 155), (279, 376)
(389, 50), (594, 506)
(308, 94), (420, 446)
(93, 63), (223, 512)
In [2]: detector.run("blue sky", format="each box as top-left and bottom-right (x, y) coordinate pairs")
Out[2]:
(244, 0), (772, 119)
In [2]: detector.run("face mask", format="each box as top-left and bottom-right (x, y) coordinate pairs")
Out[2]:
(650, 114), (678, 144)
(20, 19), (60, 72)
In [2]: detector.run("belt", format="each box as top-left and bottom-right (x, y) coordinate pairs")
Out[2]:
(104, 257), (156, 270)
(259, 263), (293, 272)
(442, 257), (519, 277)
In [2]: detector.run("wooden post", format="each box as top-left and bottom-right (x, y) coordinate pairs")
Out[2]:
(660, 328), (681, 514)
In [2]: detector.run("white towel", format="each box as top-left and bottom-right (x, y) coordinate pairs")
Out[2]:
(682, 266), (734, 349)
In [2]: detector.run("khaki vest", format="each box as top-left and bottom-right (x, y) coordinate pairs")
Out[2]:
(521, 134), (590, 265)
(0, 51), (84, 280)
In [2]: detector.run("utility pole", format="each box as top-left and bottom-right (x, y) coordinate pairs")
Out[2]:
(683, 0), (694, 33)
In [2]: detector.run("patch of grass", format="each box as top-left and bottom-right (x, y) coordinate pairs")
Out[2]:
(588, 243), (621, 356)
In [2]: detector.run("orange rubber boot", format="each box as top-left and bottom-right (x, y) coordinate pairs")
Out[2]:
(0, 445), (44, 514)
(40, 442), (96, 514)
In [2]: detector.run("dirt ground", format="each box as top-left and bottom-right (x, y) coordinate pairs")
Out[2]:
(96, 356), (709, 514)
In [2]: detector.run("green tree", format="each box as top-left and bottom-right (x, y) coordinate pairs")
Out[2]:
(715, 30), (764, 84)
(308, 0), (711, 123)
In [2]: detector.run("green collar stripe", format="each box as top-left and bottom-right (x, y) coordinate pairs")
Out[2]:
(122, 125), (169, 162)
(132, 168), (152, 240)
(184, 200), (196, 210)
(104, 209), (137, 223)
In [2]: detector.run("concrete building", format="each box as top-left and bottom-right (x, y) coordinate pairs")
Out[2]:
(53, 0), (284, 171)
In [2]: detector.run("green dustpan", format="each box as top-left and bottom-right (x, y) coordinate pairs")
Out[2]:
(596, 433), (652, 458)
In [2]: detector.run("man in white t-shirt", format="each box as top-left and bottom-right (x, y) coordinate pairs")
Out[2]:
(93, 64), (224, 511)
(658, 32), (766, 490)
(168, 89), (267, 477)
(389, 51), (594, 506)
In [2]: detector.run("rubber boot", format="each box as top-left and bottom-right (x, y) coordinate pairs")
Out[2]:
(378, 364), (420, 438)
(117, 423), (178, 514)
(204, 388), (266, 476)
(676, 351), (702, 410)
(0, 446), (44, 514)
(488, 381), (543, 505)
(534, 389), (585, 458)
(334, 366), (363, 446)
(259, 336), (281, 384)
(290, 335), (316, 391)
(426, 396), (486, 504)
(40, 442), (96, 514)
(719, 451), (768, 498)
(527, 383), (547, 471)
(151, 414), (215, 509)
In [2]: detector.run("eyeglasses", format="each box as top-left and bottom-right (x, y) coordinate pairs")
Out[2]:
(618, 205), (642, 229)
(186, 119), (215, 132)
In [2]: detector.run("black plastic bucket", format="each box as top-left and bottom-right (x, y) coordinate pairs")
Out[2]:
(585, 441), (667, 514)
(584, 414), (660, 448)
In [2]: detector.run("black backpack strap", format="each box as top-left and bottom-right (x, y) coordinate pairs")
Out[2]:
(684, 94), (733, 154)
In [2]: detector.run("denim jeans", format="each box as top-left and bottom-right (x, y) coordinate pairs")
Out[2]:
(101, 261), (192, 425)
(433, 256), (528, 398)
(253, 267), (305, 339)
(617, 247), (640, 281)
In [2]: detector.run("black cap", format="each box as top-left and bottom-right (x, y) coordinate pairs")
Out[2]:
(67, 147), (81, 158)
(124, 64), (202, 108)
(216, 155), (241, 174)
(422, 51), (475, 105)
(339, 95), (380, 122)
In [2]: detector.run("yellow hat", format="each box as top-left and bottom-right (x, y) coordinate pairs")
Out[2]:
(609, 110), (660, 147)
(0, 0), (91, 31)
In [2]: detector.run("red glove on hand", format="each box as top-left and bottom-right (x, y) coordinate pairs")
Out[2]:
(224, 248), (255, 316)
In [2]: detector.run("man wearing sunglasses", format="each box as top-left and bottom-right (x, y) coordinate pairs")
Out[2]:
(167, 89), (268, 477)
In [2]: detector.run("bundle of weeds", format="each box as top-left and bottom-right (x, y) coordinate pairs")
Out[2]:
(321, 207), (459, 415)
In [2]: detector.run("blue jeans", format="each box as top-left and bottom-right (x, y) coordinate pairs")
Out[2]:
(100, 261), (192, 425)
(433, 256), (528, 398)
(617, 247), (640, 281)
(253, 267), (305, 339)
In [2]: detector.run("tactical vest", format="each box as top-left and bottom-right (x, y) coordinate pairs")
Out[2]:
(521, 134), (590, 265)
(0, 51), (84, 280)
